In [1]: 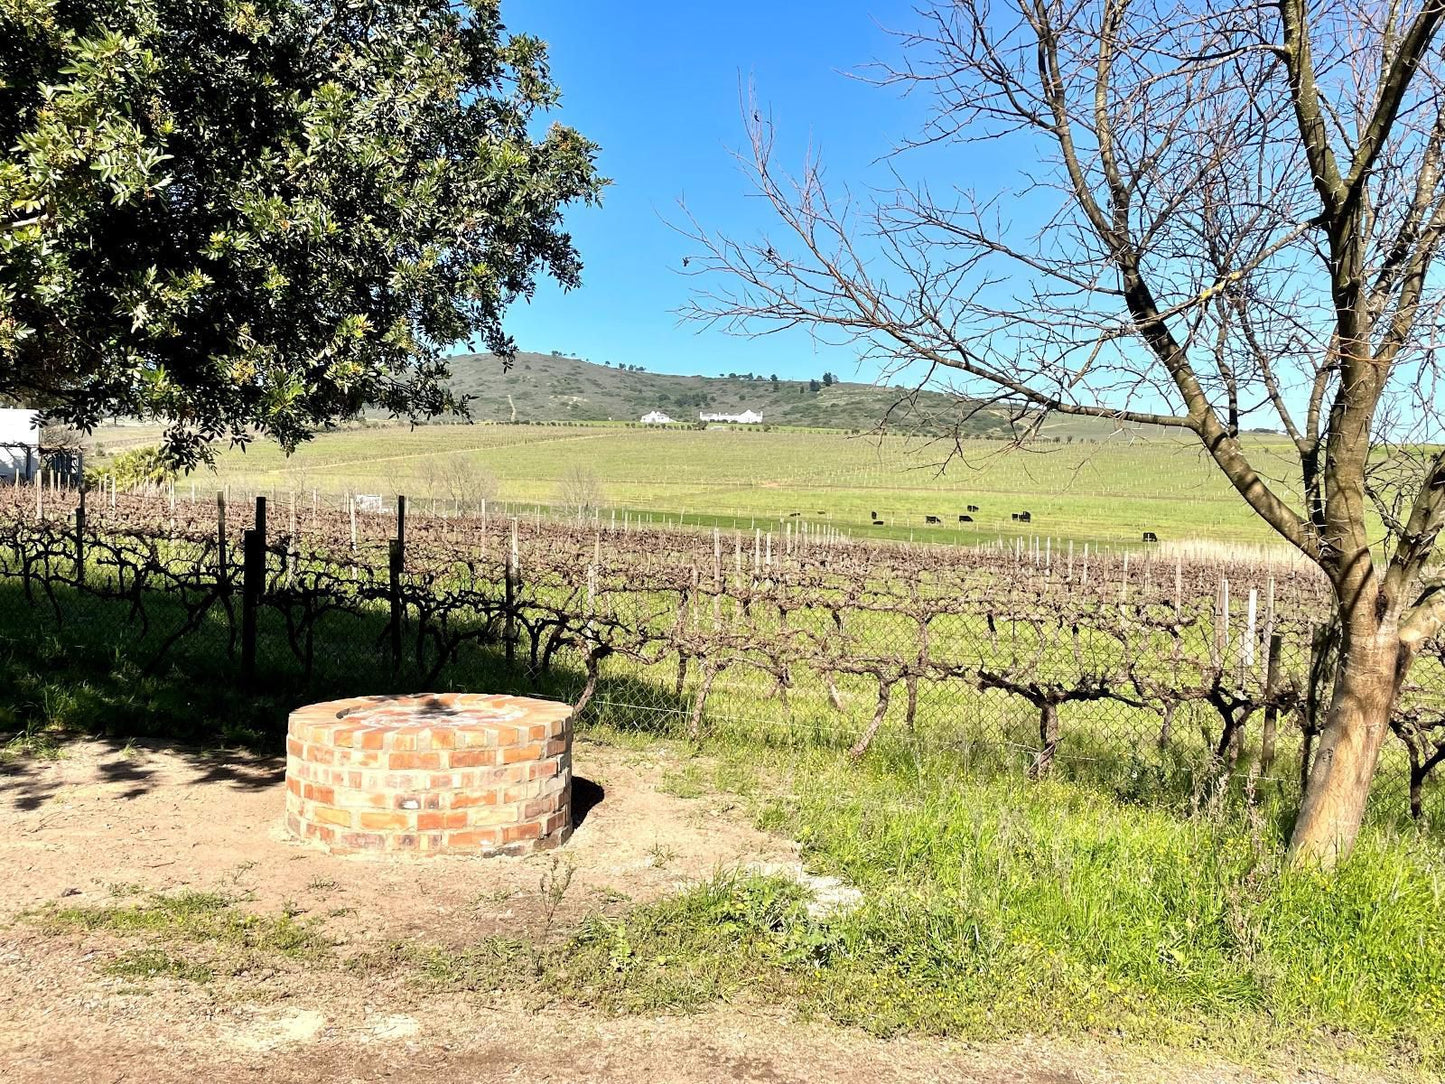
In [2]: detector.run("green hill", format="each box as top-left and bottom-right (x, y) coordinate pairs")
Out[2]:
(441, 351), (1021, 436)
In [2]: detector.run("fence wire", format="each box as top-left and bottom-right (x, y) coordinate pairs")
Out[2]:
(1, 484), (1441, 824)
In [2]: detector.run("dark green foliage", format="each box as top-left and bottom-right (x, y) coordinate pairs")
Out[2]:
(0, 0), (602, 465)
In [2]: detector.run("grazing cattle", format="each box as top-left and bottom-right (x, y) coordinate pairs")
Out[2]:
(925, 515), (942, 524)
(870, 510), (878, 519)
(816, 510), (826, 515)
(1142, 531), (1159, 543)
(1010, 513), (1020, 522)
(967, 504), (979, 512)
(1018, 511), (1032, 523)
(788, 511), (801, 517)
(872, 520), (886, 526)
(959, 515), (974, 523)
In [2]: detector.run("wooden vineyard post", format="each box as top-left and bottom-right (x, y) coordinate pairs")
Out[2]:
(241, 496), (267, 686)
(396, 494), (407, 549)
(713, 528), (722, 628)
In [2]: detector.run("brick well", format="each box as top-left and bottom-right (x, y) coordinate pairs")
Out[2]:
(284, 692), (573, 856)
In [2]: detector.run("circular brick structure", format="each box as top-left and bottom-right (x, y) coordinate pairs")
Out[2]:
(284, 693), (572, 856)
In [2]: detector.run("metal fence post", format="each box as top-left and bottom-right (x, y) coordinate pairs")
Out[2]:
(505, 519), (518, 670)
(389, 538), (404, 673)
(1259, 632), (1284, 777)
(241, 496), (266, 685)
(74, 483), (86, 585)
(216, 491), (228, 593)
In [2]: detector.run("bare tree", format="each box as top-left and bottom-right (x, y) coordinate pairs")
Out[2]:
(556, 465), (605, 520)
(685, 0), (1445, 864)
(434, 453), (499, 512)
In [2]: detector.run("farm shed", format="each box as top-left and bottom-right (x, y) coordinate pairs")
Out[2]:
(640, 410), (675, 424)
(0, 408), (39, 482)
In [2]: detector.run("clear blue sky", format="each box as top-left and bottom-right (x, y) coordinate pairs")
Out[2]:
(494, 0), (924, 382)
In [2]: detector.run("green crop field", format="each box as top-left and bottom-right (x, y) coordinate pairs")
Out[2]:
(105, 420), (1334, 550)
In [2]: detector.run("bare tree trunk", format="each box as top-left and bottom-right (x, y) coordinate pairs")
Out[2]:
(1029, 701), (1060, 780)
(1288, 625), (1408, 866)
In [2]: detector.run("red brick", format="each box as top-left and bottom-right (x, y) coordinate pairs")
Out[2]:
(450, 749), (498, 768)
(446, 828), (503, 848)
(501, 743), (544, 764)
(501, 822), (542, 843)
(287, 693), (573, 857)
(416, 810), (467, 831)
(359, 810), (410, 830)
(450, 789), (501, 809)
(337, 831), (386, 851)
(523, 795), (561, 819)
(313, 805), (353, 828)
(389, 751), (442, 770)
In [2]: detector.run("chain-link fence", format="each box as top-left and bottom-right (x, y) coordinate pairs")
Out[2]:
(2, 484), (1441, 824)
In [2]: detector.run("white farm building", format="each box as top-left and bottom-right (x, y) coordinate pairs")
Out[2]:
(0, 408), (39, 482)
(639, 410), (675, 425)
(698, 409), (763, 424)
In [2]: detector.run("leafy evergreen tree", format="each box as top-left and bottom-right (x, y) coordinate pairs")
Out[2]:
(0, 0), (602, 464)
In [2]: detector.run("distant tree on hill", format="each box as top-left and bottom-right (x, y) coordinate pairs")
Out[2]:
(770, 374), (779, 384)
(0, 0), (602, 467)
(808, 378), (821, 393)
(822, 372), (836, 386)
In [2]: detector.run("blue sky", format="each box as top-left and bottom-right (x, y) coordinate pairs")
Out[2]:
(495, 0), (925, 381)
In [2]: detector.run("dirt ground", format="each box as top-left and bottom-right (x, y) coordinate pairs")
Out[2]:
(0, 737), (1389, 1083)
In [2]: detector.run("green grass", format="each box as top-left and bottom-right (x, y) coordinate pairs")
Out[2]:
(535, 734), (1445, 1074)
(177, 421), (1321, 549)
(102, 948), (215, 983)
(35, 888), (330, 959)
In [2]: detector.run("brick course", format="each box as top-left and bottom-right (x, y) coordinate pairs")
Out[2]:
(285, 693), (573, 856)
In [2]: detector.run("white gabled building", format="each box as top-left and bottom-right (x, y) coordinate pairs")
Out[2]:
(698, 409), (763, 424)
(640, 410), (675, 425)
(0, 408), (39, 482)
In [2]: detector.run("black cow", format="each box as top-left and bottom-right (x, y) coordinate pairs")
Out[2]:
(925, 515), (942, 524)
(788, 511), (800, 517)
(1017, 511), (1032, 523)
(1142, 531), (1159, 543)
(872, 520), (886, 526)
(967, 504), (980, 512)
(1010, 513), (1020, 522)
(959, 515), (974, 523)
(870, 510), (878, 519)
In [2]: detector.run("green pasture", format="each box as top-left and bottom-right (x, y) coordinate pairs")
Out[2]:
(153, 422), (1329, 549)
